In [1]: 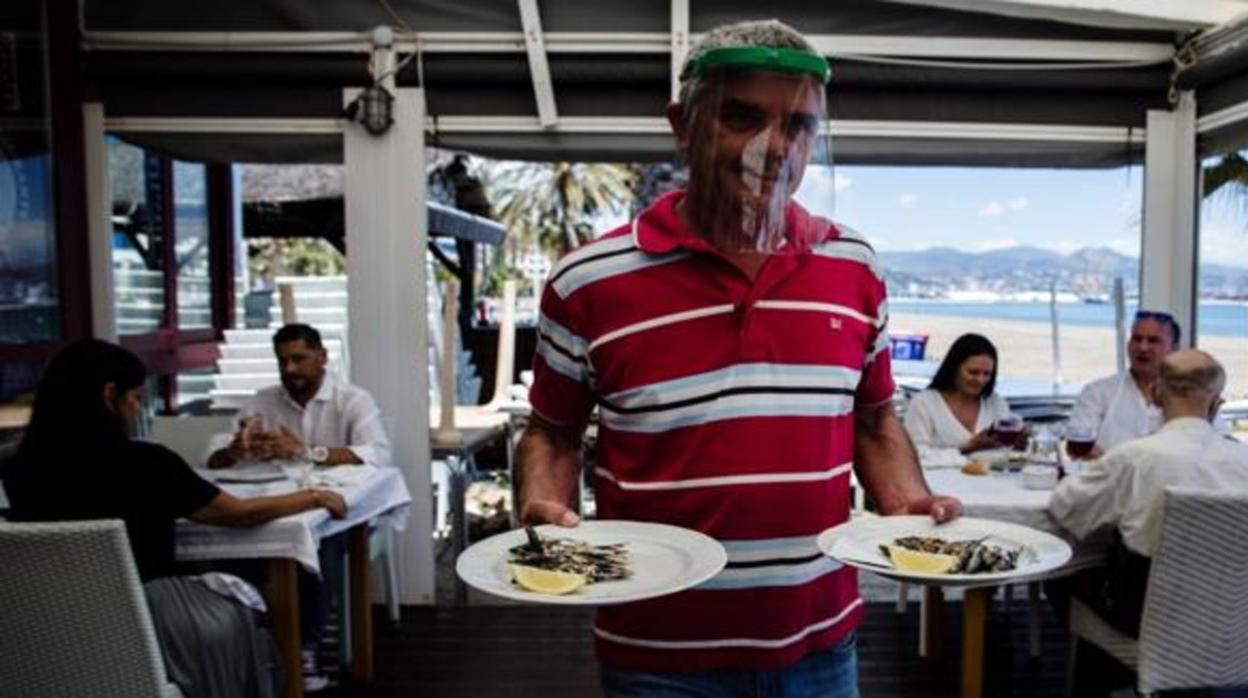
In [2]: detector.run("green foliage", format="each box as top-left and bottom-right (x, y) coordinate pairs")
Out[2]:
(1203, 151), (1248, 228)
(247, 238), (345, 282)
(480, 161), (638, 257)
(480, 253), (524, 297)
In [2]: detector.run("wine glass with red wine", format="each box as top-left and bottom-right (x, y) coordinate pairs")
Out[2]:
(992, 413), (1025, 449)
(1064, 425), (1097, 459)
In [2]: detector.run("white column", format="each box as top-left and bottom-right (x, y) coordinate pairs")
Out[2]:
(670, 0), (690, 101)
(82, 102), (117, 341)
(232, 164), (247, 321)
(344, 88), (434, 604)
(1140, 91), (1198, 347)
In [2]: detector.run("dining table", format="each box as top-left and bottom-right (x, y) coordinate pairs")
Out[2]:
(177, 465), (412, 698)
(918, 458), (1107, 698)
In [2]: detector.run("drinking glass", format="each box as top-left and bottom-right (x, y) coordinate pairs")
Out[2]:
(1030, 424), (1058, 460)
(276, 458), (313, 488)
(1064, 426), (1097, 460)
(993, 413), (1025, 449)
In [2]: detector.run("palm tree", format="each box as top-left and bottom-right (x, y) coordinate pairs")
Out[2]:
(482, 161), (637, 257)
(1202, 150), (1248, 222)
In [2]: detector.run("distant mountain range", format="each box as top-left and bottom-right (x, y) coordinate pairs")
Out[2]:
(877, 245), (1248, 299)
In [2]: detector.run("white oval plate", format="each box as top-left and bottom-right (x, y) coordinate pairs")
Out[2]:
(817, 515), (1071, 586)
(456, 520), (727, 605)
(200, 464), (288, 484)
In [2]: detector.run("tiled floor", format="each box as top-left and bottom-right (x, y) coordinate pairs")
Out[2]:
(327, 590), (1072, 698)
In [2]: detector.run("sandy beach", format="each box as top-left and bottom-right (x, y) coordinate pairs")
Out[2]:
(892, 312), (1248, 399)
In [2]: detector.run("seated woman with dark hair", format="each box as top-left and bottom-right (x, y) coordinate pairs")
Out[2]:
(903, 333), (1012, 454)
(2, 339), (347, 698)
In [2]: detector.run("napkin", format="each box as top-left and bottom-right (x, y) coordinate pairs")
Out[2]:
(308, 464), (377, 488)
(198, 572), (267, 613)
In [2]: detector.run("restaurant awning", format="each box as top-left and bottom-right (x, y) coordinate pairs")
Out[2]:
(82, 0), (1248, 167)
(238, 164), (505, 248)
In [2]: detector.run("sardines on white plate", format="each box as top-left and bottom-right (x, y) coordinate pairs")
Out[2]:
(881, 535), (1022, 573)
(508, 526), (631, 583)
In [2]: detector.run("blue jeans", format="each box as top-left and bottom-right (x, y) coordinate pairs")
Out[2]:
(599, 632), (859, 698)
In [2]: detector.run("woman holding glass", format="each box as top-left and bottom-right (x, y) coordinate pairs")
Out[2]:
(2, 339), (347, 698)
(904, 333), (1015, 454)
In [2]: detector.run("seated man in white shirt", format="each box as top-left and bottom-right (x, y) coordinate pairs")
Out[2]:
(1051, 349), (1248, 637)
(1065, 310), (1179, 458)
(207, 323), (391, 470)
(205, 323), (391, 691)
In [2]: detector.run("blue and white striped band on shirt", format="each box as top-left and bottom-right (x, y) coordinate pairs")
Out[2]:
(548, 233), (689, 300)
(697, 533), (846, 590)
(535, 312), (590, 384)
(597, 363), (860, 433)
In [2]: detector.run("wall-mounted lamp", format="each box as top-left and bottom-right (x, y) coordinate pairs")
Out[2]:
(345, 84), (395, 136)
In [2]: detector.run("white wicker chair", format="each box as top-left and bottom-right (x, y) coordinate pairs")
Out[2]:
(0, 519), (183, 697)
(1068, 487), (1248, 697)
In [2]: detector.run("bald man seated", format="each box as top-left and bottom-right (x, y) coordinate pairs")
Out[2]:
(1050, 349), (1248, 636)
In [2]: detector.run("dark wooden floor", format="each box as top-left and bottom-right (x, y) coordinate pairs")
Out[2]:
(326, 597), (1072, 698)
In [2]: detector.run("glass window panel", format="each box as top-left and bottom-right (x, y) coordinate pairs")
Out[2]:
(0, 12), (59, 344)
(0, 359), (39, 451)
(1196, 151), (1248, 441)
(174, 365), (215, 414)
(797, 164), (1143, 390)
(0, 359), (40, 407)
(109, 137), (166, 334)
(174, 160), (211, 329)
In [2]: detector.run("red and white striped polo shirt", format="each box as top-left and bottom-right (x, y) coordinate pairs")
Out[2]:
(528, 190), (894, 673)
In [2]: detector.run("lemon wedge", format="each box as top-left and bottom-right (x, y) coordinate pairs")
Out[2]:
(886, 546), (959, 575)
(510, 565), (588, 595)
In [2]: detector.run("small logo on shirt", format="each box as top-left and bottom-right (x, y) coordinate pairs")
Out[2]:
(829, 318), (843, 331)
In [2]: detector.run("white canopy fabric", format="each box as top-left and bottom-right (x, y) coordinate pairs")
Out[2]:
(81, 0), (1248, 165)
(882, 0), (1248, 31)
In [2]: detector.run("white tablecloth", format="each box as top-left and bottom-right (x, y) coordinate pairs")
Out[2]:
(925, 469), (1056, 532)
(925, 467), (1108, 574)
(176, 466), (412, 574)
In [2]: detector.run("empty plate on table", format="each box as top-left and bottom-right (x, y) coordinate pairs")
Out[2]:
(204, 464), (287, 484)
(456, 520), (726, 605)
(818, 515), (1071, 585)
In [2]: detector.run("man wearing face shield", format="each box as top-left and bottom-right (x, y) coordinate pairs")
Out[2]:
(516, 19), (961, 696)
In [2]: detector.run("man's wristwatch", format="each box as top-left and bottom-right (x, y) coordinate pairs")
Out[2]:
(309, 445), (329, 465)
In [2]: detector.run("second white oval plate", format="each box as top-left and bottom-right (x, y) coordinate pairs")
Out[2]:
(817, 515), (1072, 586)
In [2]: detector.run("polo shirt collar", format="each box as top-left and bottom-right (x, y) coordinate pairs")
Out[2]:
(633, 189), (837, 256)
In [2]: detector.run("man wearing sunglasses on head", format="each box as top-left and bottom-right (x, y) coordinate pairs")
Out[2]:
(1067, 310), (1182, 458)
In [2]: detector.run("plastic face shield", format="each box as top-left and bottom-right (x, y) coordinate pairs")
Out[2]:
(678, 47), (831, 254)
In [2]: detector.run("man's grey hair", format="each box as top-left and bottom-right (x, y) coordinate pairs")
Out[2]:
(1159, 353), (1226, 400)
(677, 19), (820, 113)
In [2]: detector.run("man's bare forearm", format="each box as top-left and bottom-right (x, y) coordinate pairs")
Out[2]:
(853, 402), (930, 514)
(515, 416), (584, 522)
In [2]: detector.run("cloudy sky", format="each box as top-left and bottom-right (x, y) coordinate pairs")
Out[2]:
(794, 163), (1248, 269)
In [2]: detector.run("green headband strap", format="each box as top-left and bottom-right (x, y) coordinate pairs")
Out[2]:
(683, 46), (831, 84)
